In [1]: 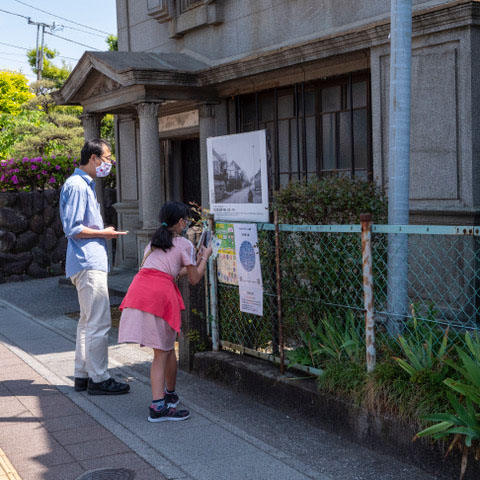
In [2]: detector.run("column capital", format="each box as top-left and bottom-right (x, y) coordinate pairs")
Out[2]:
(198, 103), (216, 118)
(136, 102), (163, 117)
(79, 113), (103, 130)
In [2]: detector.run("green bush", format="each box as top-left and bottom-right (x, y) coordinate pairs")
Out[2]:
(270, 177), (387, 344)
(272, 176), (387, 224)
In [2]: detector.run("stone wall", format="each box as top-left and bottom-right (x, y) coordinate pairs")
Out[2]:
(0, 188), (117, 283)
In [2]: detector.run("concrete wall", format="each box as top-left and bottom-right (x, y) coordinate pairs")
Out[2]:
(117, 0), (451, 61)
(111, 0), (479, 273)
(371, 25), (475, 222)
(113, 115), (141, 268)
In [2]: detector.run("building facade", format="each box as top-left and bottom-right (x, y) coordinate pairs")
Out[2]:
(54, 0), (480, 268)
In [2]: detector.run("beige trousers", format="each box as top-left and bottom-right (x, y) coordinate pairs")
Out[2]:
(70, 269), (111, 383)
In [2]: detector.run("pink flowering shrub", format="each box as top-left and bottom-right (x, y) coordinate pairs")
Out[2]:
(0, 155), (116, 191)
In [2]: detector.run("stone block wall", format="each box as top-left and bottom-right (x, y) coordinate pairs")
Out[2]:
(0, 188), (117, 283)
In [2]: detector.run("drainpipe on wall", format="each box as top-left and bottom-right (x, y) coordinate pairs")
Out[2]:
(386, 0), (412, 336)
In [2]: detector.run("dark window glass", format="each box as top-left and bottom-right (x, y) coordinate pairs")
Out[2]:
(306, 116), (316, 173)
(354, 109), (368, 169)
(278, 94), (294, 119)
(321, 86), (341, 112)
(278, 119), (290, 173)
(241, 95), (256, 125)
(305, 92), (316, 116)
(338, 111), (351, 170)
(322, 114), (336, 171)
(353, 81), (367, 109)
(260, 94), (274, 122)
(231, 74), (372, 189)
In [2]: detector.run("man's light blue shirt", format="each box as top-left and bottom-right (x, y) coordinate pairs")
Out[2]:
(60, 168), (108, 278)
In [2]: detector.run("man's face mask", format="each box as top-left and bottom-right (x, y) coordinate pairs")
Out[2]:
(96, 161), (112, 178)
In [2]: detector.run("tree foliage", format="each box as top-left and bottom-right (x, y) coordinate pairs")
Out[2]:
(8, 79), (83, 158)
(0, 71), (33, 115)
(106, 34), (118, 51)
(26, 46), (71, 87)
(1, 40), (118, 160)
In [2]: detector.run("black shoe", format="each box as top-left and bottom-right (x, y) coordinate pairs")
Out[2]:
(164, 391), (179, 408)
(148, 405), (190, 423)
(87, 377), (130, 395)
(74, 377), (89, 392)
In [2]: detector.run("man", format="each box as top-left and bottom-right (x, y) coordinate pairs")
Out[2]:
(60, 138), (130, 395)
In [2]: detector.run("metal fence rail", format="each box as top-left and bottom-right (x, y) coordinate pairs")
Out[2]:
(212, 223), (480, 372)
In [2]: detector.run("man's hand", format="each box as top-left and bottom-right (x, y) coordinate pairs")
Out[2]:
(76, 226), (129, 240)
(102, 226), (128, 240)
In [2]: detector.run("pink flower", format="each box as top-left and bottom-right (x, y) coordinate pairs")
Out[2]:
(31, 165), (38, 170)
(49, 177), (55, 183)
(50, 155), (56, 159)
(11, 175), (18, 184)
(47, 162), (51, 166)
(36, 174), (41, 179)
(41, 170), (47, 175)
(55, 165), (61, 171)
(0, 175), (4, 182)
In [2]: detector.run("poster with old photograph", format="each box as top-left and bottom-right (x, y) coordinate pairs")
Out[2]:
(207, 130), (269, 222)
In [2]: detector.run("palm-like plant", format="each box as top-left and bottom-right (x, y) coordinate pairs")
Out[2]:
(393, 317), (450, 379)
(416, 332), (480, 479)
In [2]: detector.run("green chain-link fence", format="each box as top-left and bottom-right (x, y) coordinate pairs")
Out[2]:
(213, 223), (480, 369)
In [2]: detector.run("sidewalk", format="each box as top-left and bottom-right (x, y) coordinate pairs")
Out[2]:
(0, 275), (440, 480)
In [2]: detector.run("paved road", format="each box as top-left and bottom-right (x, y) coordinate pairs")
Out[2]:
(0, 275), (442, 480)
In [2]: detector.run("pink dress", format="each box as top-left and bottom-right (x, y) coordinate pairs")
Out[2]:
(118, 237), (196, 350)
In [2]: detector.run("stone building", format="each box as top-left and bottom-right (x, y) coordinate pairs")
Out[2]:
(54, 0), (480, 269)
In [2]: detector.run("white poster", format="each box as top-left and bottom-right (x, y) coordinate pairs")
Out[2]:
(233, 223), (263, 316)
(207, 130), (269, 222)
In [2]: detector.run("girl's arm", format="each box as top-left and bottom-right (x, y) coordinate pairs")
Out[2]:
(185, 245), (212, 285)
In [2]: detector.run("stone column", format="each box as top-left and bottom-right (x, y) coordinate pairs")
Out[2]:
(199, 104), (216, 209)
(135, 102), (164, 259)
(80, 113), (105, 214)
(178, 104), (216, 371)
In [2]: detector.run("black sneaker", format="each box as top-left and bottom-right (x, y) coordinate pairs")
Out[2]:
(74, 377), (89, 392)
(148, 405), (190, 423)
(87, 377), (130, 395)
(164, 391), (179, 408)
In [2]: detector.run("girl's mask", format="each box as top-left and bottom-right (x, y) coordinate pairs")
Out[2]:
(182, 220), (192, 235)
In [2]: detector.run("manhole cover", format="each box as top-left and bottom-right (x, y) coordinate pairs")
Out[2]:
(75, 468), (135, 480)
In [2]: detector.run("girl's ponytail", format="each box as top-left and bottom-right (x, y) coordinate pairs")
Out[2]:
(150, 201), (190, 251)
(150, 222), (172, 251)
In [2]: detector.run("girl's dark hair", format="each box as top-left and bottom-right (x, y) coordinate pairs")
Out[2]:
(150, 201), (190, 251)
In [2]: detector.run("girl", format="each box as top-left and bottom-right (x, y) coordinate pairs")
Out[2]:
(118, 201), (212, 422)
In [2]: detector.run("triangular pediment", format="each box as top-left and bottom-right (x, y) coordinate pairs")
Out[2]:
(76, 70), (123, 101)
(53, 51), (209, 107)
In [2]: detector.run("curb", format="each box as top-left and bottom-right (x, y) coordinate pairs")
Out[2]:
(0, 448), (22, 480)
(192, 350), (480, 480)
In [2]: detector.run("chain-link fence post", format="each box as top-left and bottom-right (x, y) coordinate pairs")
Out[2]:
(274, 211), (285, 374)
(361, 214), (376, 373)
(208, 215), (219, 351)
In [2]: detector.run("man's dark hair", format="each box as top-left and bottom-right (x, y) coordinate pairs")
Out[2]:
(80, 138), (111, 165)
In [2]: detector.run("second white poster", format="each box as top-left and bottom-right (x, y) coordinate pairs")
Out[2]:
(233, 223), (263, 316)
